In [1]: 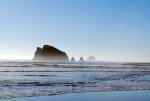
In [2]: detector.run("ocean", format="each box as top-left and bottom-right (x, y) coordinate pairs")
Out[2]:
(0, 60), (150, 99)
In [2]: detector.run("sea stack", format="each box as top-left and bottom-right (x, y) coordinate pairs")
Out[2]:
(87, 56), (96, 61)
(33, 45), (69, 61)
(71, 57), (76, 61)
(79, 57), (84, 62)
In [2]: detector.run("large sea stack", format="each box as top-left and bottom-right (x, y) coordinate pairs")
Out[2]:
(33, 45), (69, 61)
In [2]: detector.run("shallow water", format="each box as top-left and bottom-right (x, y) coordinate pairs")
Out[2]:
(0, 61), (150, 99)
(1, 90), (150, 101)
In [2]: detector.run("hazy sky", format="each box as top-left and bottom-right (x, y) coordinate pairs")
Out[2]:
(0, 0), (150, 62)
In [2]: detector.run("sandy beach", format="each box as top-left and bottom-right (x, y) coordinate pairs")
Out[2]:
(0, 90), (150, 101)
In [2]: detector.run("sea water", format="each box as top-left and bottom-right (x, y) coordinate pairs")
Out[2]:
(0, 60), (150, 99)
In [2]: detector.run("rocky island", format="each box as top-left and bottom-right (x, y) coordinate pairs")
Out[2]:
(33, 45), (69, 61)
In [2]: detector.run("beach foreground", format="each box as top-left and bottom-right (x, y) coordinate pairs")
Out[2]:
(0, 90), (150, 101)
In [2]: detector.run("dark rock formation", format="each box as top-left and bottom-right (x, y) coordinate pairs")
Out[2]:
(79, 57), (84, 62)
(87, 56), (96, 61)
(71, 57), (76, 61)
(33, 45), (69, 61)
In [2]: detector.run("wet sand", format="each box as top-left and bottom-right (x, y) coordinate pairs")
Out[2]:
(0, 90), (150, 101)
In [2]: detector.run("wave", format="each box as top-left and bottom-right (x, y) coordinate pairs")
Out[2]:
(0, 61), (150, 99)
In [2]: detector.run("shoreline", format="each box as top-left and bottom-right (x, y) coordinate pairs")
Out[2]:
(1, 90), (150, 101)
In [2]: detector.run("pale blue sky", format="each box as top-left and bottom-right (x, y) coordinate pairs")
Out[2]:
(0, 0), (150, 62)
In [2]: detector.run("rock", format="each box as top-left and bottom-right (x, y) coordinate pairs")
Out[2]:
(33, 45), (69, 61)
(79, 57), (84, 62)
(87, 56), (96, 61)
(71, 57), (76, 61)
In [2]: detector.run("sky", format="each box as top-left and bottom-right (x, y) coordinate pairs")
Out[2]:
(0, 0), (150, 62)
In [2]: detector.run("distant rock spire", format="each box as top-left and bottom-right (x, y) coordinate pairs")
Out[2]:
(79, 57), (84, 62)
(71, 57), (76, 61)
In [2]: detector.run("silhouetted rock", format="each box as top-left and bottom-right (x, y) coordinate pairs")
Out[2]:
(79, 57), (84, 62)
(87, 56), (96, 61)
(71, 57), (76, 61)
(33, 45), (69, 61)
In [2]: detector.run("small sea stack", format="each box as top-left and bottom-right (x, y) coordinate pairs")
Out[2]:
(87, 56), (96, 61)
(79, 57), (84, 62)
(71, 57), (76, 61)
